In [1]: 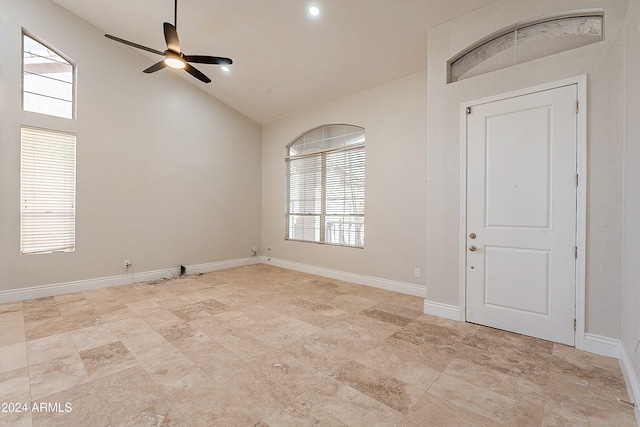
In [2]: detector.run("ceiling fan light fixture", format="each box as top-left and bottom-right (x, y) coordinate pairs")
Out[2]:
(164, 55), (186, 69)
(308, 6), (320, 16)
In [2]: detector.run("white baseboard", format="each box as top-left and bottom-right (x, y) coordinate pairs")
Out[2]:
(262, 257), (426, 297)
(581, 333), (621, 359)
(423, 299), (462, 321)
(619, 343), (640, 426)
(0, 257), (260, 304)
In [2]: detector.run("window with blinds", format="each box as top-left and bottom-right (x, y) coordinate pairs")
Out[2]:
(286, 124), (365, 248)
(21, 127), (76, 255)
(23, 33), (74, 119)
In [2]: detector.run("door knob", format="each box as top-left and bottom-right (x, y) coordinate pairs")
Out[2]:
(469, 245), (477, 252)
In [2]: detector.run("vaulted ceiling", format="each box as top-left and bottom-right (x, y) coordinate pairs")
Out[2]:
(51, 0), (497, 124)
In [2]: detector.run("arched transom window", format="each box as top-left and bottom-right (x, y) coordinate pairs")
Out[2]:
(285, 124), (365, 248)
(448, 12), (604, 83)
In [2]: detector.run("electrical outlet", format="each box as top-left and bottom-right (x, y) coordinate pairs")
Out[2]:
(124, 260), (131, 268)
(414, 268), (421, 278)
(252, 247), (257, 256)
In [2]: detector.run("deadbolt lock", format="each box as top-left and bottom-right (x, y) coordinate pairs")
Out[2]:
(469, 233), (476, 239)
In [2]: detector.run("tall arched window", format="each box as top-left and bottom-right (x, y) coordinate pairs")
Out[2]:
(285, 124), (365, 248)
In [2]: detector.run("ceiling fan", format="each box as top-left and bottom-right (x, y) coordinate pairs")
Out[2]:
(104, 0), (232, 83)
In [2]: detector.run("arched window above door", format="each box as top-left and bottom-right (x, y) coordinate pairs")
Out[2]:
(448, 12), (604, 83)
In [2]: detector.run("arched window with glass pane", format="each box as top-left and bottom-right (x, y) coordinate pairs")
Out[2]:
(448, 12), (604, 83)
(23, 32), (75, 119)
(285, 124), (365, 248)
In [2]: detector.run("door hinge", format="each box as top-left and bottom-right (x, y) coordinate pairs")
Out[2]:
(576, 100), (579, 113)
(574, 318), (577, 331)
(576, 174), (579, 186)
(575, 246), (578, 259)
(466, 107), (472, 114)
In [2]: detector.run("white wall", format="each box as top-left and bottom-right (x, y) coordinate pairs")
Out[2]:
(621, 0), (640, 403)
(0, 0), (262, 292)
(261, 72), (428, 289)
(426, 0), (628, 338)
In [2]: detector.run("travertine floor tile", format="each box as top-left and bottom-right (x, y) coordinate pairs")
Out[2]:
(30, 382), (109, 427)
(331, 361), (424, 414)
(427, 373), (543, 426)
(24, 317), (68, 341)
(215, 358), (306, 418)
(443, 357), (546, 406)
(317, 380), (405, 427)
(110, 401), (188, 427)
(172, 379), (259, 427)
(0, 311), (26, 346)
(91, 366), (165, 424)
(137, 350), (209, 398)
(0, 410), (32, 427)
(29, 354), (90, 400)
(262, 393), (347, 427)
(79, 341), (138, 380)
(401, 392), (501, 427)
(27, 333), (77, 365)
(0, 301), (23, 314)
(0, 342), (27, 374)
(70, 324), (119, 352)
(354, 337), (441, 387)
(180, 340), (242, 378)
(0, 366), (30, 403)
(0, 265), (635, 427)
(23, 298), (60, 324)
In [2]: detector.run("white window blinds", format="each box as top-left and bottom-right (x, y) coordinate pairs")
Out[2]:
(21, 127), (76, 255)
(286, 124), (365, 248)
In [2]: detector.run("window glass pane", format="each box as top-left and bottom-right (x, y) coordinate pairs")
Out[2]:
(287, 156), (321, 215)
(449, 13), (603, 83)
(325, 148), (365, 216)
(286, 214), (321, 243)
(450, 32), (515, 82)
(288, 124), (365, 156)
(516, 16), (603, 64)
(325, 216), (364, 247)
(23, 34), (74, 119)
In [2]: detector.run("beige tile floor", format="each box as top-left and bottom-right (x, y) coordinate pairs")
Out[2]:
(0, 264), (636, 426)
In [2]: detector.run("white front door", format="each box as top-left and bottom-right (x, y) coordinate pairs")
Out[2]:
(465, 84), (578, 345)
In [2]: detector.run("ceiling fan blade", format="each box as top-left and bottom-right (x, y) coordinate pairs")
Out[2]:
(105, 34), (164, 56)
(163, 22), (180, 53)
(184, 55), (233, 65)
(143, 60), (168, 74)
(184, 63), (211, 83)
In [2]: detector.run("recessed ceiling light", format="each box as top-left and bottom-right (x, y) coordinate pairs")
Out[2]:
(308, 6), (320, 17)
(221, 66), (230, 72)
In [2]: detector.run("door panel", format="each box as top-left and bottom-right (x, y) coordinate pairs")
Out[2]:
(485, 107), (551, 229)
(466, 84), (577, 345)
(484, 246), (550, 315)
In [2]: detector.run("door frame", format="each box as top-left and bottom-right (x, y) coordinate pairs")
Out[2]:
(459, 75), (587, 349)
